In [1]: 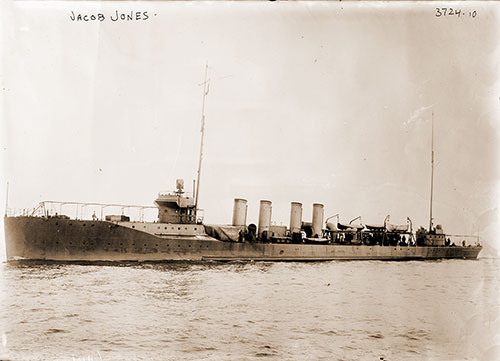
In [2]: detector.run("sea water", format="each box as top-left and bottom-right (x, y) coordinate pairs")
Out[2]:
(0, 258), (499, 361)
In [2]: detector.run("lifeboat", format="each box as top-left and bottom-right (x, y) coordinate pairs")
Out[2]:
(386, 223), (409, 233)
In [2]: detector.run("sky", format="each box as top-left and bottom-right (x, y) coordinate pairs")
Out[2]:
(1, 1), (499, 259)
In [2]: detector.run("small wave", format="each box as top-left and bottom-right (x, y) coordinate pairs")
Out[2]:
(369, 333), (384, 339)
(398, 329), (430, 341)
(189, 346), (218, 352)
(308, 327), (324, 333)
(255, 350), (278, 358)
(45, 328), (68, 334)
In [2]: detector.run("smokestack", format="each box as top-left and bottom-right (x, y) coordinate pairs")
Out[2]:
(232, 198), (248, 226)
(258, 200), (272, 237)
(312, 203), (324, 238)
(289, 202), (302, 234)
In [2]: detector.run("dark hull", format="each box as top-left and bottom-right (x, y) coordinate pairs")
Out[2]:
(4, 216), (482, 261)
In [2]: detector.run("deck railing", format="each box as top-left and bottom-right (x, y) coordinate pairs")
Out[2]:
(6, 201), (158, 222)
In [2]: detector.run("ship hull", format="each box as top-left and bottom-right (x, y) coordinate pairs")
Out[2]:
(4, 216), (482, 262)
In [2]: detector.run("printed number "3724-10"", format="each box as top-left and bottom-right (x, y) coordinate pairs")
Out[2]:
(435, 8), (477, 18)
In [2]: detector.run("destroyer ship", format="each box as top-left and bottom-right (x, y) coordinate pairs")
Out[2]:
(3, 183), (483, 261)
(3, 70), (482, 262)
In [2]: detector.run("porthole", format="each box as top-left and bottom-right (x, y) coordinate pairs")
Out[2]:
(194, 227), (197, 231)
(69, 223), (72, 226)
(188, 245), (191, 248)
(178, 244), (180, 247)
(132, 226), (135, 229)
(165, 227), (167, 230)
(83, 224), (86, 227)
(108, 243), (111, 246)
(55, 222), (59, 226)
(156, 244), (158, 247)
(91, 224), (95, 227)
(185, 227), (187, 230)
(143, 244), (146, 247)
(158, 226), (160, 229)
(120, 243), (123, 246)
(144, 226), (146, 229)
(178, 227), (181, 230)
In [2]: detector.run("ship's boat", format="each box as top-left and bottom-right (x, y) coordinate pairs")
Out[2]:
(386, 223), (409, 233)
(337, 223), (364, 231)
(364, 224), (385, 231)
(326, 222), (337, 231)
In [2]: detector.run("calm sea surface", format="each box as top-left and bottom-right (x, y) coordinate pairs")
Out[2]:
(0, 258), (499, 361)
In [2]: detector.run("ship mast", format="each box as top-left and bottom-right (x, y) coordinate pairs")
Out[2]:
(195, 63), (210, 216)
(429, 112), (434, 232)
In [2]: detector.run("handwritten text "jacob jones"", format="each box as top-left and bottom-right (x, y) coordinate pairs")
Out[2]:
(69, 10), (153, 22)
